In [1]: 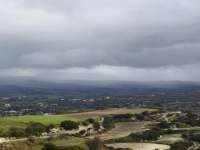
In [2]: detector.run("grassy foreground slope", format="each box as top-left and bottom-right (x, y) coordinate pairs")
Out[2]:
(0, 136), (87, 150)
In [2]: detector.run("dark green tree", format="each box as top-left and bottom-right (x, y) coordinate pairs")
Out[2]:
(60, 121), (79, 130)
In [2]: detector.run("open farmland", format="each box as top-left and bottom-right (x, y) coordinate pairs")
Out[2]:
(106, 143), (170, 150)
(68, 108), (157, 119)
(0, 115), (78, 132)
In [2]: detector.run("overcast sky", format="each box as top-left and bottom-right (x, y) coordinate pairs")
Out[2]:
(0, 0), (200, 81)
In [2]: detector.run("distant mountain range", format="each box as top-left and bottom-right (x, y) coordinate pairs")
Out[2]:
(0, 79), (200, 97)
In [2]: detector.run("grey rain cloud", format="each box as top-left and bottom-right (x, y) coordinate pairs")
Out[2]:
(0, 0), (200, 81)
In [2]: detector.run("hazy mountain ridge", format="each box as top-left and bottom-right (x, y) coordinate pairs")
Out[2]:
(0, 80), (200, 96)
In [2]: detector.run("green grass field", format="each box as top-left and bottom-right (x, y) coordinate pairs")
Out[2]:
(0, 115), (78, 132)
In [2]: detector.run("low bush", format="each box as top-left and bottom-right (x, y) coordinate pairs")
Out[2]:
(7, 127), (26, 137)
(170, 141), (192, 150)
(25, 122), (46, 136)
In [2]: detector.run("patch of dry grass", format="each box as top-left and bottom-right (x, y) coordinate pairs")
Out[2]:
(68, 108), (157, 119)
(95, 121), (151, 140)
(106, 143), (170, 150)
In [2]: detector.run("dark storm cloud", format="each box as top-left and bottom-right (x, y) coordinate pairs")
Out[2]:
(0, 0), (200, 80)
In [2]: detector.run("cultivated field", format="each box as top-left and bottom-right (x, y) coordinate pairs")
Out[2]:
(106, 143), (170, 150)
(96, 122), (151, 140)
(68, 108), (157, 119)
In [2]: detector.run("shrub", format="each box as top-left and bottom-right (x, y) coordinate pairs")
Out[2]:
(170, 141), (192, 150)
(113, 114), (133, 122)
(81, 121), (90, 126)
(134, 113), (145, 121)
(183, 133), (200, 142)
(87, 137), (103, 150)
(42, 143), (57, 150)
(102, 117), (115, 130)
(7, 127), (26, 137)
(79, 130), (86, 135)
(158, 121), (171, 129)
(42, 143), (85, 150)
(46, 124), (56, 133)
(93, 121), (101, 131)
(107, 148), (131, 150)
(59, 146), (85, 150)
(60, 120), (79, 130)
(86, 118), (96, 124)
(128, 128), (163, 142)
(26, 122), (46, 136)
